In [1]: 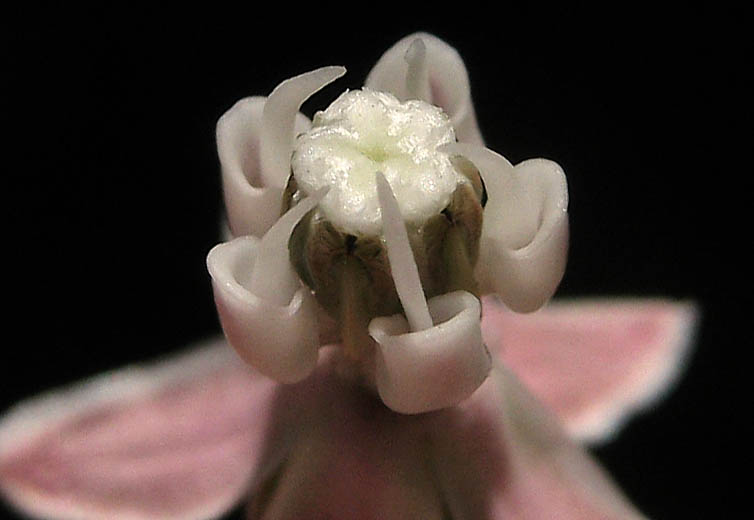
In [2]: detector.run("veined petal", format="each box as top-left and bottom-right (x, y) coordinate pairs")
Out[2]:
(445, 143), (569, 312)
(0, 340), (277, 520)
(429, 364), (647, 520)
(216, 97), (311, 237)
(369, 291), (491, 414)
(365, 32), (484, 145)
(482, 297), (698, 443)
(207, 235), (320, 384)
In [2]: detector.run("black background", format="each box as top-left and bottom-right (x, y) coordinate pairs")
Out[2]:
(3, 6), (747, 519)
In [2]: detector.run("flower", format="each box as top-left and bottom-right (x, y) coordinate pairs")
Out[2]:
(0, 33), (696, 519)
(207, 33), (569, 414)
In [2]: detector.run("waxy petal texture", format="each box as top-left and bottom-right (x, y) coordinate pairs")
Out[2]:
(365, 32), (484, 145)
(482, 297), (698, 442)
(207, 235), (321, 383)
(0, 341), (276, 520)
(446, 144), (569, 312)
(369, 291), (491, 414)
(365, 173), (491, 414)
(217, 98), (311, 238)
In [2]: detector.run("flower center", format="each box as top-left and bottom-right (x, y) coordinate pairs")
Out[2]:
(291, 88), (463, 236)
(285, 89), (485, 373)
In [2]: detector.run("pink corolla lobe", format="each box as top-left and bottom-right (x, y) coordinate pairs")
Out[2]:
(0, 33), (697, 519)
(0, 302), (694, 519)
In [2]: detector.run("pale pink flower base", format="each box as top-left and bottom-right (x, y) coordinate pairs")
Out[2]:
(0, 299), (694, 519)
(249, 354), (645, 519)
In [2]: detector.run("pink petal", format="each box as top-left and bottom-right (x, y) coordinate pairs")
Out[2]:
(481, 296), (698, 442)
(0, 339), (278, 520)
(429, 365), (647, 519)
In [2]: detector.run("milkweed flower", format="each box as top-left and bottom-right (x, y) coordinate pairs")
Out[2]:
(207, 34), (568, 414)
(0, 33), (696, 519)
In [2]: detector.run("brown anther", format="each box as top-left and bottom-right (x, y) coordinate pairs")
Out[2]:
(443, 225), (479, 296)
(281, 171), (299, 215)
(338, 256), (375, 361)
